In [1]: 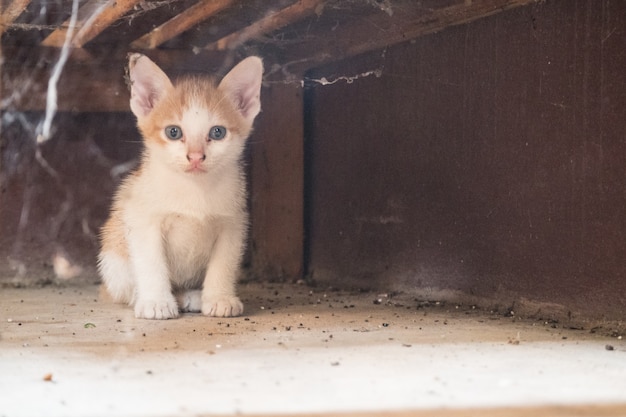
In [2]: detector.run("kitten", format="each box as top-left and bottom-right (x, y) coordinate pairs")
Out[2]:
(98, 53), (263, 319)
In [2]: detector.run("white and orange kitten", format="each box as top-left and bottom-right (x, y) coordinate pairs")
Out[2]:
(98, 54), (263, 319)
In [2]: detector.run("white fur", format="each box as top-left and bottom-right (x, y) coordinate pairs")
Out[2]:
(98, 252), (135, 304)
(124, 159), (246, 319)
(98, 55), (262, 319)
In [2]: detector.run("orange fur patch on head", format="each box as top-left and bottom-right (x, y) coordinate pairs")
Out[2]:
(136, 81), (179, 147)
(136, 75), (250, 147)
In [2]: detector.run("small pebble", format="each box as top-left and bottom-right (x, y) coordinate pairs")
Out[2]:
(605, 344), (615, 351)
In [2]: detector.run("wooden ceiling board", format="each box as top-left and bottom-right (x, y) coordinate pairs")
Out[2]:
(205, 0), (327, 51)
(278, 0), (541, 71)
(0, 0), (540, 111)
(130, 0), (236, 49)
(79, 0), (197, 49)
(0, 0), (32, 32)
(73, 0), (144, 47)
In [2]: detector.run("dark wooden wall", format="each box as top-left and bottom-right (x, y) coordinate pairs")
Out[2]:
(0, 82), (303, 286)
(305, 0), (626, 319)
(0, 112), (138, 284)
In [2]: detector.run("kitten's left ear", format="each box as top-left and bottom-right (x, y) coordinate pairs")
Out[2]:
(219, 56), (263, 125)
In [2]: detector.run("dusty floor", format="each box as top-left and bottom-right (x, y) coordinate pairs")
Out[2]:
(1, 282), (626, 417)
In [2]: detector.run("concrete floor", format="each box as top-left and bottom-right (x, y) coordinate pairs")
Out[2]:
(1, 282), (626, 417)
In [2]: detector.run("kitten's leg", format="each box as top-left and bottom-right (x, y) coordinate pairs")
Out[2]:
(98, 213), (135, 304)
(127, 221), (179, 319)
(176, 290), (202, 313)
(98, 251), (135, 304)
(201, 221), (245, 317)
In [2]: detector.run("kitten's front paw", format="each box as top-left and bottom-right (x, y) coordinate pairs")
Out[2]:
(202, 296), (244, 317)
(134, 296), (179, 319)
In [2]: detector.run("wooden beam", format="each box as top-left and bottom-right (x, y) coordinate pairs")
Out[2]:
(281, 0), (539, 72)
(1, 61), (129, 112)
(39, 0), (141, 48)
(41, 0), (103, 47)
(0, 47), (230, 112)
(130, 0), (235, 50)
(0, 0), (32, 32)
(349, 0), (540, 58)
(1, 45), (130, 111)
(205, 0), (327, 51)
(71, 0), (143, 48)
(249, 83), (304, 280)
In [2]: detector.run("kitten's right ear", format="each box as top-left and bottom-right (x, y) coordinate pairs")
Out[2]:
(127, 53), (173, 118)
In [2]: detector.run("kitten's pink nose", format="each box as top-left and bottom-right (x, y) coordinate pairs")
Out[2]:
(186, 152), (206, 163)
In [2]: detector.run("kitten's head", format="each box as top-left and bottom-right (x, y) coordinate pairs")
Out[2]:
(127, 53), (263, 174)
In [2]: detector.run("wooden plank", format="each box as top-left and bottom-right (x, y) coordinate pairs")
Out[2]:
(281, 0), (539, 72)
(41, 0), (105, 47)
(205, 0), (327, 51)
(0, 0), (32, 32)
(130, 0), (235, 50)
(1, 45), (126, 111)
(249, 83), (304, 280)
(354, 0), (539, 58)
(0, 46), (232, 111)
(71, 0), (143, 47)
(1, 63), (129, 111)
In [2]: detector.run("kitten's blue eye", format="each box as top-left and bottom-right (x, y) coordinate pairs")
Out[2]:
(165, 125), (183, 140)
(209, 126), (227, 140)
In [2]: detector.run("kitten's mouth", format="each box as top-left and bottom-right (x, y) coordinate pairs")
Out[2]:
(185, 165), (207, 173)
